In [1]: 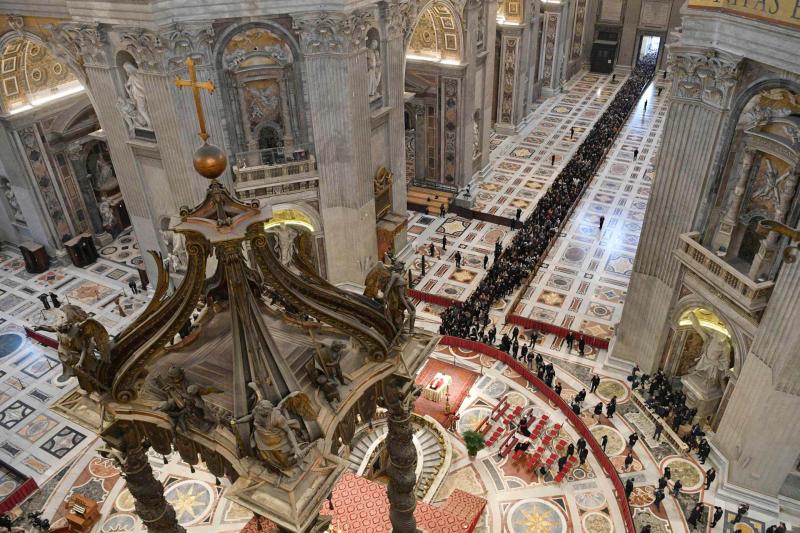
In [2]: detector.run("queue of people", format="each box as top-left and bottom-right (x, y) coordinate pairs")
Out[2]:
(439, 52), (657, 338)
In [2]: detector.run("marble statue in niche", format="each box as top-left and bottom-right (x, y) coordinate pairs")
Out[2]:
(98, 199), (115, 229)
(93, 155), (119, 196)
(367, 39), (382, 99)
(0, 178), (24, 223)
(118, 61), (152, 133)
(271, 224), (298, 266)
(686, 311), (731, 391)
(473, 115), (480, 158)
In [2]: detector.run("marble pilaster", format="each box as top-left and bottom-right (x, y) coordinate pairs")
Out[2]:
(494, 27), (523, 134)
(611, 47), (740, 372)
(540, 8), (562, 97)
(294, 11), (378, 285)
(714, 252), (800, 495)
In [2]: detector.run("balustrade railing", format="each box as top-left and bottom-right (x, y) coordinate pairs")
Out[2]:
(232, 144), (317, 186)
(675, 232), (774, 312)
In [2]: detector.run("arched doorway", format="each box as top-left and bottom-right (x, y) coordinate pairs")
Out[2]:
(404, 1), (465, 189)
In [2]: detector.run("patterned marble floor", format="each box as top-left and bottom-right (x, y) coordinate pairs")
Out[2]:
(512, 77), (670, 343)
(0, 251), (149, 488)
(406, 72), (630, 306)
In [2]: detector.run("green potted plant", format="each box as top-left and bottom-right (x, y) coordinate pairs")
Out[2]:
(462, 430), (485, 458)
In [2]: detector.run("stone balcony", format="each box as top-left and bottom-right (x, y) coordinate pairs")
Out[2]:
(674, 232), (774, 313)
(232, 145), (319, 201)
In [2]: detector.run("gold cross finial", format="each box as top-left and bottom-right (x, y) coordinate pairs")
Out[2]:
(175, 57), (215, 142)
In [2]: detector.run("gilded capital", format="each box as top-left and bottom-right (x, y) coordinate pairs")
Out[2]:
(293, 10), (374, 56)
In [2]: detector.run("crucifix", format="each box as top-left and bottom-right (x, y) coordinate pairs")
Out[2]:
(175, 57), (215, 141)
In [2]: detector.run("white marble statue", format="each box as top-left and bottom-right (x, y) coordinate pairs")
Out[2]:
(473, 118), (480, 158)
(272, 224), (298, 266)
(160, 229), (189, 272)
(0, 178), (23, 222)
(367, 39), (382, 99)
(687, 311), (731, 391)
(94, 156), (118, 193)
(99, 200), (115, 228)
(122, 62), (152, 130)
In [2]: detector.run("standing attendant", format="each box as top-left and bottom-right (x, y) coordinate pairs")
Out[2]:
(551, 154), (556, 166)
(705, 467), (716, 490)
(599, 215), (605, 231)
(578, 447), (588, 465)
(440, 203), (446, 218)
(594, 402), (603, 418)
(442, 235), (447, 251)
(606, 401), (616, 419)
(49, 292), (61, 308)
(483, 255), (489, 269)
(672, 479), (683, 497)
(554, 382), (562, 396)
(515, 207), (522, 223)
(625, 478), (635, 499)
(657, 87), (663, 96)
(653, 421), (663, 441)
(612, 73), (616, 82)
(664, 465), (671, 480)
(429, 242), (435, 257)
(624, 452), (633, 471)
(128, 279), (139, 294)
(653, 488), (665, 511)
(576, 437), (586, 452)
(512, 326), (519, 340)
(600, 434), (608, 452)
(633, 148), (640, 160)
(454, 251), (462, 270)
(566, 443), (575, 457)
(688, 503), (704, 529)
(565, 331), (575, 350)
(627, 433), (639, 449)
(38, 293), (51, 310)
(730, 503), (749, 526)
(570, 126), (575, 139)
(421, 254), (426, 277)
(710, 506), (723, 528)
(578, 336), (586, 356)
(590, 374), (601, 393)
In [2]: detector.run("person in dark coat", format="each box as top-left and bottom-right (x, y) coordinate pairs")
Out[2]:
(672, 479), (683, 497)
(624, 452), (633, 471)
(566, 443), (575, 456)
(688, 503), (704, 529)
(578, 447), (588, 465)
(653, 488), (665, 511)
(590, 374), (601, 393)
(627, 433), (639, 449)
(554, 382), (562, 396)
(565, 331), (574, 350)
(625, 478), (634, 499)
(710, 506), (723, 528)
(600, 435), (608, 452)
(705, 467), (716, 490)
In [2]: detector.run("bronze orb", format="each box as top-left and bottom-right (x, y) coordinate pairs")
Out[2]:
(193, 142), (228, 180)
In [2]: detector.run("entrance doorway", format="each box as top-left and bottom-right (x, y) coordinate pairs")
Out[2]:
(638, 35), (661, 63)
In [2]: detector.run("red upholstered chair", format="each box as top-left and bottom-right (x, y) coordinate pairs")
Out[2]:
(512, 449), (525, 461)
(541, 414), (550, 422)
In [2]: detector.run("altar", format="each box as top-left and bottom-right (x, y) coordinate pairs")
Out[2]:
(422, 372), (451, 402)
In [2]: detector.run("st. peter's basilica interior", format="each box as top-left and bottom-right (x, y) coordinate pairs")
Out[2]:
(0, 0), (796, 532)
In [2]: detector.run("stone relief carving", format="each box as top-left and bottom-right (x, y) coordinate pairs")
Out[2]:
(501, 37), (517, 123)
(686, 310), (731, 391)
(120, 62), (153, 131)
(46, 22), (108, 73)
(367, 38), (383, 99)
(667, 48), (741, 109)
(0, 178), (25, 224)
(118, 24), (215, 72)
(293, 11), (374, 55)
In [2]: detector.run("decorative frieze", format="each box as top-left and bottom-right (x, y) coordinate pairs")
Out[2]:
(667, 47), (741, 109)
(292, 11), (374, 56)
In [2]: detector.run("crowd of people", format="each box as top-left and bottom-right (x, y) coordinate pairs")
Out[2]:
(439, 52), (658, 338)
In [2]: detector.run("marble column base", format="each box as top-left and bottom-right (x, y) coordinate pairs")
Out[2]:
(681, 373), (723, 422)
(94, 232), (114, 247)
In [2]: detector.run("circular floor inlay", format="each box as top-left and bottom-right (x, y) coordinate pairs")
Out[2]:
(0, 479), (18, 498)
(164, 479), (214, 526)
(661, 456), (703, 491)
(115, 488), (136, 512)
(457, 407), (491, 434)
(575, 491), (606, 511)
(102, 513), (136, 532)
(0, 332), (23, 359)
(590, 425), (626, 457)
(506, 498), (566, 533)
(583, 511), (613, 533)
(595, 379), (628, 402)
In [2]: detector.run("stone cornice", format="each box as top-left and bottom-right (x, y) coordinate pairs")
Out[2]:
(292, 10), (374, 56)
(666, 45), (742, 109)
